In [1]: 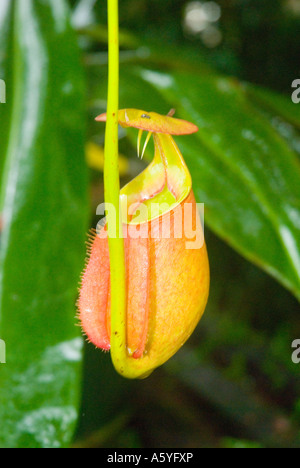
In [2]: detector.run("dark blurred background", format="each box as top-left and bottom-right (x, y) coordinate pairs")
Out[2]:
(70, 0), (300, 91)
(68, 0), (300, 449)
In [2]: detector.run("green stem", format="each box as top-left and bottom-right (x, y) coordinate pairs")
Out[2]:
(104, 0), (127, 375)
(105, 1), (155, 379)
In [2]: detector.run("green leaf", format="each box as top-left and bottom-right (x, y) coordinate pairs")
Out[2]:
(244, 84), (300, 158)
(165, 71), (300, 301)
(0, 0), (88, 448)
(0, 0), (13, 181)
(245, 83), (300, 130)
(90, 63), (300, 300)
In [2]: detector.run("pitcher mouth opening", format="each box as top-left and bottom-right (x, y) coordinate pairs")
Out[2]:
(121, 133), (192, 225)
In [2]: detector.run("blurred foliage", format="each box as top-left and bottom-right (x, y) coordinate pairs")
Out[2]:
(1, 0), (300, 448)
(0, 0), (88, 448)
(71, 0), (300, 91)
